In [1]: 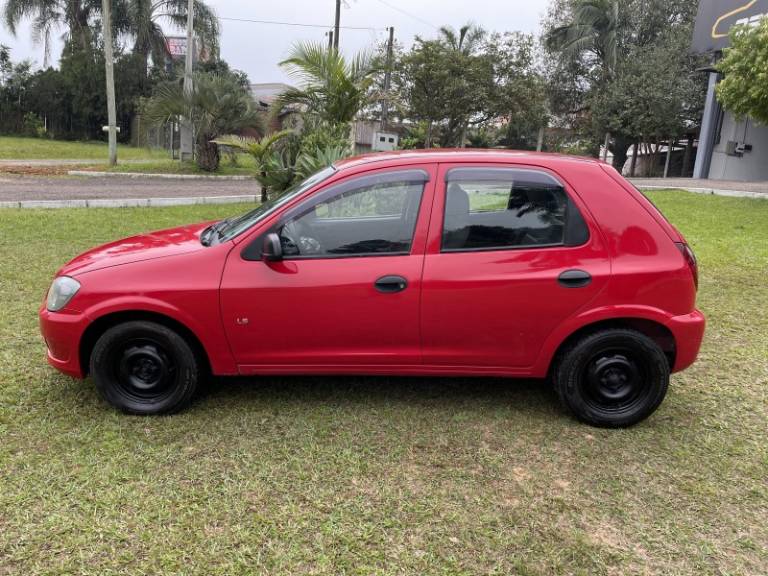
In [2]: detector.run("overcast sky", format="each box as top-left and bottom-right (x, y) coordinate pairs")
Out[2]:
(0, 0), (551, 84)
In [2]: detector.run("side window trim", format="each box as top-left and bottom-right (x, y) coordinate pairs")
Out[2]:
(440, 166), (589, 253)
(242, 168), (430, 261)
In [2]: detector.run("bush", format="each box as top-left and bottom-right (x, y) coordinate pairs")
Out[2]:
(21, 112), (46, 138)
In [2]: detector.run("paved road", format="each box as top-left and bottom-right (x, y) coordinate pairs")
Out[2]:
(1, 173), (766, 204)
(0, 174), (260, 202)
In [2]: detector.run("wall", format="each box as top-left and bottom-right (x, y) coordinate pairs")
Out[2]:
(709, 112), (768, 181)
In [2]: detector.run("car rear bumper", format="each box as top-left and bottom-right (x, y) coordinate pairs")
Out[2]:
(39, 306), (89, 378)
(668, 309), (706, 373)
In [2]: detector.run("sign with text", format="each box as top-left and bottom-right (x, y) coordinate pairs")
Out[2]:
(692, 0), (768, 52)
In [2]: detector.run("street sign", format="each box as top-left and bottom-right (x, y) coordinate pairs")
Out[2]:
(692, 0), (768, 52)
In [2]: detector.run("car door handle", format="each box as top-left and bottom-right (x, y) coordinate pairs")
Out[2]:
(375, 275), (408, 293)
(558, 269), (592, 288)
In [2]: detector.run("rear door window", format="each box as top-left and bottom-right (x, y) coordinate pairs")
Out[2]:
(442, 167), (588, 251)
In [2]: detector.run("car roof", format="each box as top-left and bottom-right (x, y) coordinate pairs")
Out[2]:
(333, 148), (603, 172)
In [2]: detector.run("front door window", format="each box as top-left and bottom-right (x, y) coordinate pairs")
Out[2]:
(276, 173), (426, 258)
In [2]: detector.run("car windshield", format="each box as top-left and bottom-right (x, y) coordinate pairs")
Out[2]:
(211, 166), (337, 244)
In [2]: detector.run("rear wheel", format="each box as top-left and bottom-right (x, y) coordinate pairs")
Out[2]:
(553, 329), (669, 427)
(90, 321), (200, 414)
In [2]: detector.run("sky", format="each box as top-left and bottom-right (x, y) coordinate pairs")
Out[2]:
(0, 0), (551, 84)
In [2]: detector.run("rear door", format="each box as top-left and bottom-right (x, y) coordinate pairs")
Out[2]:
(420, 163), (610, 369)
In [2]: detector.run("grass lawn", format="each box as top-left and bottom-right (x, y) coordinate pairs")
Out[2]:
(92, 153), (258, 177)
(0, 136), (169, 161)
(0, 191), (766, 575)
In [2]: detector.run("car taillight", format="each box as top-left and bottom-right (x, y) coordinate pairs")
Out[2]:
(675, 242), (698, 290)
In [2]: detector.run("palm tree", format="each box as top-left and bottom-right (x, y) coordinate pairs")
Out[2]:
(213, 131), (292, 202)
(143, 72), (258, 171)
(3, 0), (218, 73)
(3, 0), (102, 62)
(117, 0), (219, 76)
(274, 41), (377, 127)
(438, 23), (485, 55)
(545, 0), (621, 78)
(546, 0), (622, 162)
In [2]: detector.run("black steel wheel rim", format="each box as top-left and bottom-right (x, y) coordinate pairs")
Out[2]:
(581, 347), (649, 414)
(111, 337), (176, 402)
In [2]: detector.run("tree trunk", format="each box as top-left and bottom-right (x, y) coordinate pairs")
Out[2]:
(196, 137), (220, 172)
(260, 171), (268, 203)
(424, 121), (433, 148)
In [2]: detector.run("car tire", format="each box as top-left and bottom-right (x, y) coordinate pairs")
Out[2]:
(90, 321), (200, 415)
(553, 329), (669, 428)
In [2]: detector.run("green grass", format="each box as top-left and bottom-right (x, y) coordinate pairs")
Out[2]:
(0, 136), (169, 161)
(0, 190), (766, 575)
(94, 154), (258, 177)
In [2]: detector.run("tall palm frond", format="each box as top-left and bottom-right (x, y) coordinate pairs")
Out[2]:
(212, 130), (291, 161)
(118, 0), (219, 71)
(275, 41), (377, 125)
(546, 0), (620, 76)
(438, 23), (485, 55)
(3, 0), (99, 55)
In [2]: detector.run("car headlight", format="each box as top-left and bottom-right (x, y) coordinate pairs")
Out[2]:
(46, 276), (81, 312)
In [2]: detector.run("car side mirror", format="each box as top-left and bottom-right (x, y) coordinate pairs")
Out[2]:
(262, 232), (283, 262)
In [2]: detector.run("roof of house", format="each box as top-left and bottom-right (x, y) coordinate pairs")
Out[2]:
(249, 83), (293, 106)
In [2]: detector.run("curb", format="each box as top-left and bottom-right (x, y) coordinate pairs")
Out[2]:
(0, 195), (258, 209)
(635, 185), (767, 199)
(67, 170), (255, 181)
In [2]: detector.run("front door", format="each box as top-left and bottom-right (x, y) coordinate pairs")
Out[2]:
(220, 166), (436, 371)
(420, 163), (610, 369)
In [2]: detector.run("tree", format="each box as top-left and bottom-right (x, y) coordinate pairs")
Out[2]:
(213, 131), (292, 202)
(485, 32), (548, 150)
(716, 19), (768, 125)
(116, 0), (219, 76)
(438, 23), (485, 56)
(546, 0), (621, 79)
(543, 0), (704, 170)
(397, 28), (494, 147)
(143, 72), (258, 171)
(3, 0), (102, 58)
(275, 41), (377, 128)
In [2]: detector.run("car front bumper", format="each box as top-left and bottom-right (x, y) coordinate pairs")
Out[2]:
(39, 306), (89, 378)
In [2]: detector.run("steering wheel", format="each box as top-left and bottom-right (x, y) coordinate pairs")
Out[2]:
(280, 220), (323, 256)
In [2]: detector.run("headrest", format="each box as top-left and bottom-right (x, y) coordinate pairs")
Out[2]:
(446, 182), (470, 215)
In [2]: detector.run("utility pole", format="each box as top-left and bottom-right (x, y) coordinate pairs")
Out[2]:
(101, 0), (117, 165)
(381, 26), (394, 130)
(333, 0), (341, 51)
(180, 0), (195, 161)
(327, 30), (334, 49)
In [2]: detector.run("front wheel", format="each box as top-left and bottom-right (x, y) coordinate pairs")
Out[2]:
(90, 321), (200, 414)
(553, 329), (670, 427)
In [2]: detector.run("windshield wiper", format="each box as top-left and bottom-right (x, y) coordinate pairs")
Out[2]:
(201, 218), (233, 246)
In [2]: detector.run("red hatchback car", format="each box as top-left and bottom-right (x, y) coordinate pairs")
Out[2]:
(40, 150), (704, 426)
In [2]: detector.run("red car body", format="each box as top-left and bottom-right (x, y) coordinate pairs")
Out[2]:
(39, 150), (704, 422)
